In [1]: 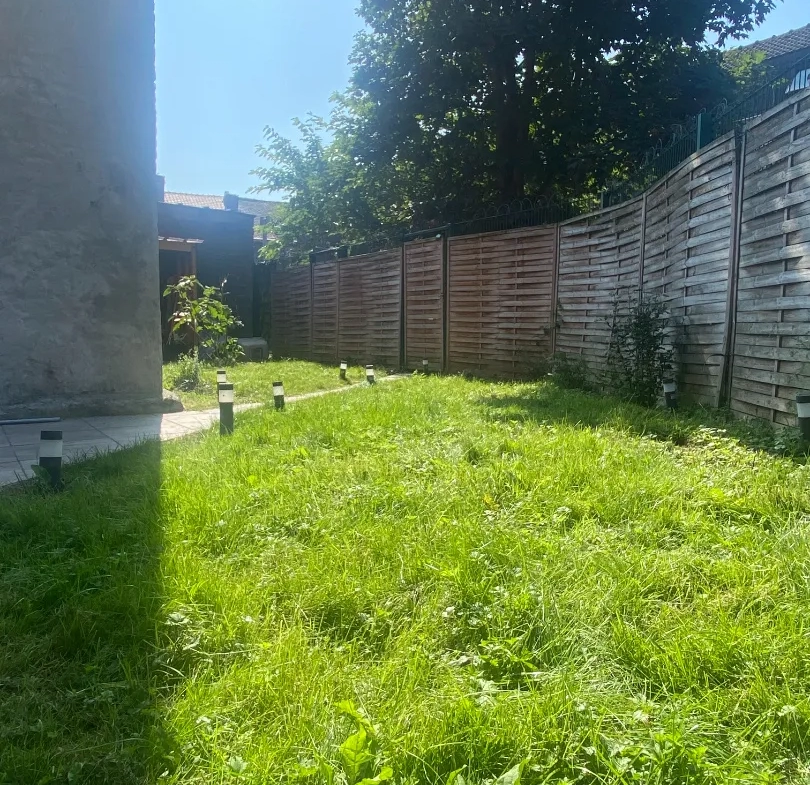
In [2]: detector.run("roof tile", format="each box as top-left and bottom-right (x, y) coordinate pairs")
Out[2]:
(740, 23), (810, 60)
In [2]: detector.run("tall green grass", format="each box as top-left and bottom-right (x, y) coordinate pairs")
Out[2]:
(1, 377), (809, 784)
(163, 359), (385, 410)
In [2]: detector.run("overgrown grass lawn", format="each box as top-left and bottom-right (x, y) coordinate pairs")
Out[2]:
(163, 359), (385, 410)
(2, 377), (810, 784)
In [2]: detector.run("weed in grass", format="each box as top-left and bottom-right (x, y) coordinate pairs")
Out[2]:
(1, 377), (810, 783)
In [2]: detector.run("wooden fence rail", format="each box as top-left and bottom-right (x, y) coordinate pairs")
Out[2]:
(263, 89), (810, 427)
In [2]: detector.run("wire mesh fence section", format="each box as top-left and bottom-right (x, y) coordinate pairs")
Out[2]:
(714, 53), (810, 139)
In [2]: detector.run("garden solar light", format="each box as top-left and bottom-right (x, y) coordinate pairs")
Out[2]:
(219, 383), (235, 435)
(797, 392), (810, 443)
(663, 380), (678, 411)
(39, 430), (63, 490)
(273, 381), (285, 411)
(423, 359), (429, 373)
(217, 369), (227, 385)
(366, 365), (376, 385)
(340, 361), (348, 380)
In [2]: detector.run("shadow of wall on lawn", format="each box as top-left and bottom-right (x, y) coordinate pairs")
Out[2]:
(475, 381), (808, 466)
(0, 441), (175, 785)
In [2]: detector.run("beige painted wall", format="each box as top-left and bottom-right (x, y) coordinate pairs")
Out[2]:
(0, 0), (163, 417)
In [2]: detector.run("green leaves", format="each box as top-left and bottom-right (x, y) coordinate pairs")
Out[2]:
(339, 727), (375, 784)
(493, 760), (527, 785)
(163, 275), (243, 362)
(445, 767), (467, 785)
(227, 755), (248, 774)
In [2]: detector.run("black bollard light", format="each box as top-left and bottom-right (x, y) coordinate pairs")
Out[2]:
(663, 380), (678, 411)
(273, 381), (285, 411)
(219, 383), (235, 435)
(366, 365), (376, 385)
(39, 430), (63, 490)
(339, 361), (348, 381)
(797, 392), (810, 444)
(422, 359), (429, 374)
(217, 369), (228, 385)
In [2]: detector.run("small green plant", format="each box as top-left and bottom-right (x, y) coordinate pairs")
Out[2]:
(163, 275), (244, 366)
(607, 294), (673, 407)
(551, 352), (592, 391)
(291, 702), (393, 785)
(165, 352), (206, 393)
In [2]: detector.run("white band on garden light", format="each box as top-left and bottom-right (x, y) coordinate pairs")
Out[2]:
(798, 399), (810, 419)
(340, 362), (348, 370)
(273, 383), (285, 396)
(219, 388), (234, 404)
(39, 440), (63, 459)
(663, 382), (677, 394)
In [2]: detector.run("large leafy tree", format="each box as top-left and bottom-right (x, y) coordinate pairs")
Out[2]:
(349, 0), (774, 207)
(254, 0), (775, 254)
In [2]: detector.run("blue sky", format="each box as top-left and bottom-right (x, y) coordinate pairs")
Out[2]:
(155, 0), (808, 199)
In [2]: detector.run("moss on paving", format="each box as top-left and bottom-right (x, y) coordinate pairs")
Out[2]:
(1, 377), (809, 784)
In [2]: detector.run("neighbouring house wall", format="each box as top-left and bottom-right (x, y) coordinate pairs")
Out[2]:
(0, 0), (163, 417)
(157, 203), (256, 338)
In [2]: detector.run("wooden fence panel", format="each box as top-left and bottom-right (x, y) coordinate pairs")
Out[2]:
(311, 261), (338, 364)
(404, 238), (444, 370)
(556, 199), (643, 376)
(268, 269), (291, 358)
(731, 91), (810, 424)
(337, 249), (402, 366)
(643, 133), (736, 405)
(448, 227), (556, 377)
(269, 266), (311, 359)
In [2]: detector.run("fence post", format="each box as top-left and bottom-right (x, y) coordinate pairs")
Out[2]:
(336, 257), (341, 365)
(696, 111), (713, 150)
(308, 255), (315, 362)
(717, 128), (746, 409)
(399, 241), (406, 371)
(638, 191), (648, 294)
(551, 223), (561, 356)
(441, 230), (450, 373)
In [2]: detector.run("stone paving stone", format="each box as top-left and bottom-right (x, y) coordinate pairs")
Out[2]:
(0, 464), (24, 486)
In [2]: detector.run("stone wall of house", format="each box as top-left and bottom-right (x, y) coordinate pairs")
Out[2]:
(0, 0), (163, 418)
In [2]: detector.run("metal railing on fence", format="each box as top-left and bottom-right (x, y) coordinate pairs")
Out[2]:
(292, 55), (810, 265)
(601, 52), (810, 207)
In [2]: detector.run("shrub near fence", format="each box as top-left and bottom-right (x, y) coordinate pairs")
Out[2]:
(264, 88), (810, 427)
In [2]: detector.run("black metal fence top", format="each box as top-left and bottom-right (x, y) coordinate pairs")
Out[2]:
(290, 57), (810, 266)
(713, 51), (810, 138)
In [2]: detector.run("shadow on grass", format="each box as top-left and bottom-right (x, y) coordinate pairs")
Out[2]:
(476, 381), (809, 465)
(0, 441), (173, 784)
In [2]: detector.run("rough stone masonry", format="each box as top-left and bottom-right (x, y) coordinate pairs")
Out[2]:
(0, 0), (163, 418)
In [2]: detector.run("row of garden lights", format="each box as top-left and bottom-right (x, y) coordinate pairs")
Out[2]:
(34, 357), (431, 488)
(215, 361), (387, 437)
(662, 380), (810, 442)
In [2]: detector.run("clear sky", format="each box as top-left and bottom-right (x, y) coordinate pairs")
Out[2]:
(155, 0), (809, 199)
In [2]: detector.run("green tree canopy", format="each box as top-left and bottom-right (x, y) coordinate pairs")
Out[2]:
(254, 0), (775, 258)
